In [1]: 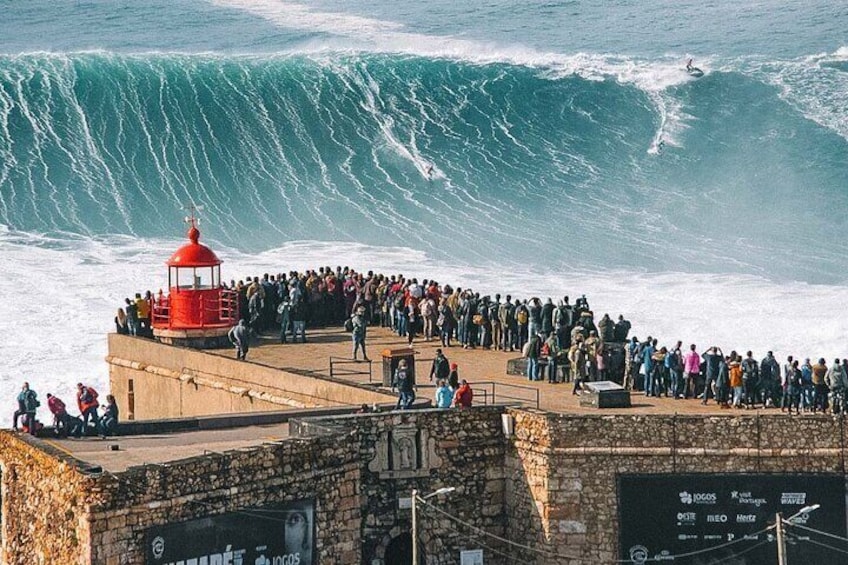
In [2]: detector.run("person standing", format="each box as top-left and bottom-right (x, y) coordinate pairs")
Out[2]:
(453, 379), (473, 409)
(429, 349), (450, 383)
(124, 297), (139, 336)
(351, 306), (369, 361)
(448, 363), (460, 390)
(291, 298), (307, 343)
(741, 351), (760, 408)
(701, 347), (722, 405)
(392, 360), (415, 410)
(642, 339), (657, 397)
(228, 319), (250, 360)
(781, 356), (795, 412)
(76, 382), (100, 429)
(811, 358), (829, 413)
(277, 298), (291, 344)
(544, 332), (560, 383)
(569, 341), (587, 395)
(525, 332), (542, 382)
(490, 295), (502, 351)
(435, 379), (453, 409)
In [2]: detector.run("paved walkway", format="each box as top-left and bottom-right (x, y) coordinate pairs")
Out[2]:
(208, 325), (774, 416)
(43, 423), (291, 473)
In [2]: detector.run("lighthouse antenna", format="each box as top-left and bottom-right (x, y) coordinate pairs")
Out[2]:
(183, 203), (205, 229)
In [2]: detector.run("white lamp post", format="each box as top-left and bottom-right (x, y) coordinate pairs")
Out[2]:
(777, 503), (821, 565)
(412, 487), (457, 565)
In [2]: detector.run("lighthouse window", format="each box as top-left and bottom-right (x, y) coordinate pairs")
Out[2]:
(193, 268), (212, 289)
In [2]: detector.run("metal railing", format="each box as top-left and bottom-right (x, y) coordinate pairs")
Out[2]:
(151, 289), (239, 329)
(473, 381), (540, 409)
(329, 356), (374, 382)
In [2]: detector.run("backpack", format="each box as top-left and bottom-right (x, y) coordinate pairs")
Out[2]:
(516, 309), (528, 325)
(522, 340), (532, 358)
(344, 318), (354, 332)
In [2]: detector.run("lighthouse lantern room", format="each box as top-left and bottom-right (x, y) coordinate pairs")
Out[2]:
(151, 214), (238, 348)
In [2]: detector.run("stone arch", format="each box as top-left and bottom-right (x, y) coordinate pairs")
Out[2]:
(371, 523), (438, 565)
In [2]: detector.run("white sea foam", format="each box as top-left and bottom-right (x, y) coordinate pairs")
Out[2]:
(3, 230), (848, 423)
(748, 47), (848, 141)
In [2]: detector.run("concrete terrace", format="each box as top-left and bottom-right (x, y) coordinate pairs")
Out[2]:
(205, 324), (775, 416)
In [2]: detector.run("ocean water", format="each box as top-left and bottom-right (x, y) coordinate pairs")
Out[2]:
(1, 0), (846, 416)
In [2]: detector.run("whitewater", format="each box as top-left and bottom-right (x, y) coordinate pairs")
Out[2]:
(1, 0), (847, 415)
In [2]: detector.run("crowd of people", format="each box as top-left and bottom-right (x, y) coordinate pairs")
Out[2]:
(109, 265), (848, 418)
(13, 382), (119, 438)
(622, 340), (848, 414)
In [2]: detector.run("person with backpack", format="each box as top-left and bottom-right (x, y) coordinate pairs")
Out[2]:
(76, 382), (100, 429)
(13, 382), (39, 434)
(499, 296), (515, 352)
(554, 300), (571, 349)
(392, 360), (415, 410)
(438, 298), (455, 348)
(350, 306), (369, 361)
(515, 300), (529, 352)
(47, 393), (83, 438)
(665, 342), (682, 399)
(569, 341), (587, 395)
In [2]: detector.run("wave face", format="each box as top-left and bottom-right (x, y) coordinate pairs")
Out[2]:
(1, 52), (847, 282)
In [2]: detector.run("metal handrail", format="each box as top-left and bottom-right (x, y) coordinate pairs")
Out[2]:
(473, 381), (540, 409)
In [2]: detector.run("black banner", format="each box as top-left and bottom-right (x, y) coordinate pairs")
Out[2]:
(618, 474), (846, 564)
(145, 499), (314, 565)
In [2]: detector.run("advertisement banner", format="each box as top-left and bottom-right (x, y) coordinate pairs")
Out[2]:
(145, 499), (314, 565)
(619, 474), (846, 565)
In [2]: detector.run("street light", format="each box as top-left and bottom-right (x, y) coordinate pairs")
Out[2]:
(412, 487), (457, 565)
(776, 503), (821, 565)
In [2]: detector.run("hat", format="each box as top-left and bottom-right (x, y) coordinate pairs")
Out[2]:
(450, 363), (458, 370)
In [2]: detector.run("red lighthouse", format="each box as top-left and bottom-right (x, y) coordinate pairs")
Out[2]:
(151, 216), (238, 348)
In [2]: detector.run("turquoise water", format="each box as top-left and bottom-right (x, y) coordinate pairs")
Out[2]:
(1, 1), (847, 282)
(1, 0), (847, 405)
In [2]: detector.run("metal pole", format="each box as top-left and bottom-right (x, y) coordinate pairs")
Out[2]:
(412, 488), (418, 565)
(776, 512), (787, 565)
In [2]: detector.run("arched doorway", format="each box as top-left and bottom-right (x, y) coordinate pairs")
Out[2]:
(384, 532), (413, 565)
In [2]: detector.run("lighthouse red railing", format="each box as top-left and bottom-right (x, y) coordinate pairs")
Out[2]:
(152, 289), (239, 330)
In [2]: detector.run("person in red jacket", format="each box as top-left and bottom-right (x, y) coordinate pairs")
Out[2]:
(453, 380), (473, 409)
(47, 393), (82, 438)
(76, 383), (100, 429)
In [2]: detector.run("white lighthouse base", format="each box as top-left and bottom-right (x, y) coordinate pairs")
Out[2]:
(153, 326), (233, 349)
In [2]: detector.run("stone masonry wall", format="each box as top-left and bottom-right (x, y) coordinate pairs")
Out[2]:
(293, 406), (510, 565)
(505, 410), (848, 565)
(0, 431), (101, 564)
(87, 432), (362, 565)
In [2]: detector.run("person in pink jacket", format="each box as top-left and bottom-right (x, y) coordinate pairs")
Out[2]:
(683, 344), (701, 399)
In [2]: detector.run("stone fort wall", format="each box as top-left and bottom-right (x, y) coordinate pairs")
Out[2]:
(2, 406), (847, 564)
(505, 410), (848, 564)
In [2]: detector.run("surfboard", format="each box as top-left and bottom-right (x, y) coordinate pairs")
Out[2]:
(687, 67), (704, 78)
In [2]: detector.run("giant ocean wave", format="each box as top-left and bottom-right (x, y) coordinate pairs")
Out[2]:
(1, 49), (847, 283)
